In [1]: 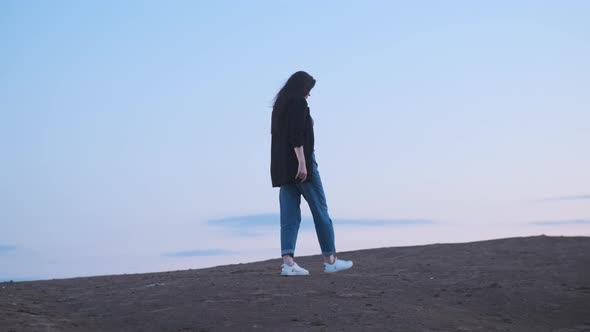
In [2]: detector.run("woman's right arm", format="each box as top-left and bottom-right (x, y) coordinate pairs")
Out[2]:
(287, 98), (309, 182)
(294, 146), (307, 182)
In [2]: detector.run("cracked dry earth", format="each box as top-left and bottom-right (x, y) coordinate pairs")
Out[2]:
(1, 235), (589, 331)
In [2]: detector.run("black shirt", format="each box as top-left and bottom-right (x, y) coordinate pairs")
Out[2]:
(270, 97), (315, 187)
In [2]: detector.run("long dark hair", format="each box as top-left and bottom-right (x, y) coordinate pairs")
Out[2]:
(271, 71), (316, 134)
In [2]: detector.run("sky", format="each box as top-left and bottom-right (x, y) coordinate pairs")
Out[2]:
(1, 1), (589, 281)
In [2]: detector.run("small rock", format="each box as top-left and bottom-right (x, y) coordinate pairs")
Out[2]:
(311, 320), (326, 326)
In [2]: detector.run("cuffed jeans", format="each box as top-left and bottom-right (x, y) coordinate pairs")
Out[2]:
(279, 152), (336, 257)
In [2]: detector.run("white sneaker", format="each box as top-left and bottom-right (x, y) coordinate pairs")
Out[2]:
(324, 258), (353, 273)
(280, 262), (310, 276)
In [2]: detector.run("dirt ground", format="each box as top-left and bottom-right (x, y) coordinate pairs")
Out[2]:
(1, 235), (589, 331)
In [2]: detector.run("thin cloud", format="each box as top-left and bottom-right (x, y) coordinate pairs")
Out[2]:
(537, 195), (590, 202)
(163, 249), (235, 257)
(208, 214), (436, 237)
(226, 230), (269, 237)
(530, 219), (590, 226)
(338, 219), (434, 226)
(208, 214), (278, 227)
(0, 245), (16, 253)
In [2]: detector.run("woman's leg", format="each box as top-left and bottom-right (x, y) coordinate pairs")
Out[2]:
(279, 184), (302, 262)
(297, 154), (336, 260)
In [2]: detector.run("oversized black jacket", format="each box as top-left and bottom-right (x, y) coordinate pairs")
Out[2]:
(270, 97), (315, 187)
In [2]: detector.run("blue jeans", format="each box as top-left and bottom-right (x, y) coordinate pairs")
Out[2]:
(279, 152), (336, 257)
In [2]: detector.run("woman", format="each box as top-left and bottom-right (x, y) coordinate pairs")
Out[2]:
(271, 71), (353, 276)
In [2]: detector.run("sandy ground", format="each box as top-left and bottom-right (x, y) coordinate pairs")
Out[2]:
(1, 235), (589, 332)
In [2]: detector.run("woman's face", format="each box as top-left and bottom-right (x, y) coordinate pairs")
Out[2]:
(305, 90), (311, 99)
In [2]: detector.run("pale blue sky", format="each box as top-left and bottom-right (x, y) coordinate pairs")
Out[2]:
(1, 1), (589, 281)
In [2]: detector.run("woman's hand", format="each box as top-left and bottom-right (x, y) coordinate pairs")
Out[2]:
(295, 162), (308, 182)
(293, 146), (307, 182)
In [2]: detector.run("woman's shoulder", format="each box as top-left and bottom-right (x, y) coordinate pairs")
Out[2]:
(287, 96), (308, 110)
